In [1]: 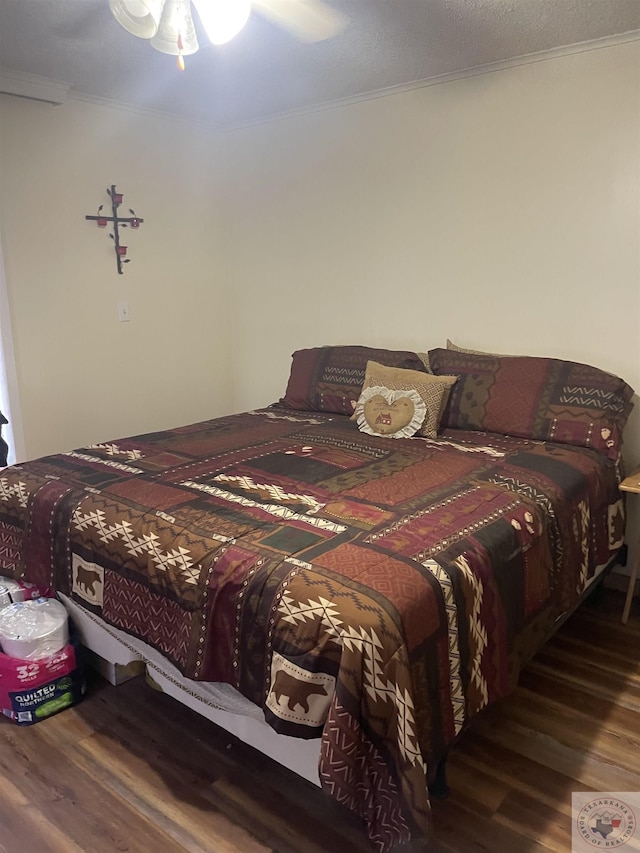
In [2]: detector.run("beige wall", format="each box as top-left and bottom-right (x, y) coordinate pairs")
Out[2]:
(222, 41), (640, 467)
(0, 96), (233, 460)
(1, 41), (639, 570)
(221, 40), (640, 574)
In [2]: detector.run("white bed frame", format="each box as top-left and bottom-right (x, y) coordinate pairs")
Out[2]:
(60, 594), (322, 786)
(59, 558), (614, 800)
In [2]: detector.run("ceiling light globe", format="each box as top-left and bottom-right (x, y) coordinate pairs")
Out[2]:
(109, 0), (164, 38)
(150, 0), (199, 55)
(193, 0), (251, 46)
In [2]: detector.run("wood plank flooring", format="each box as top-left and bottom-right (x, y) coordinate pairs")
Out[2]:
(0, 587), (638, 853)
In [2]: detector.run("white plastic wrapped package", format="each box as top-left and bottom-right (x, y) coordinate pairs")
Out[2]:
(0, 576), (48, 610)
(0, 598), (69, 661)
(0, 587), (11, 610)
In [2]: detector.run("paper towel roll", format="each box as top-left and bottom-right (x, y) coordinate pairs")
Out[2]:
(0, 598), (69, 661)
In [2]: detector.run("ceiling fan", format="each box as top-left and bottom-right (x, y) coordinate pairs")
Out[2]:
(109, 0), (347, 67)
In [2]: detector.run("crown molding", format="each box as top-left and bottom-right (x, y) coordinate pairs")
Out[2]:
(0, 68), (71, 105)
(67, 89), (213, 129)
(1, 28), (637, 128)
(219, 29), (640, 131)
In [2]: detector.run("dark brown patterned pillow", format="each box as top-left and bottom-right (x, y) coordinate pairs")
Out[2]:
(429, 348), (634, 460)
(279, 346), (429, 415)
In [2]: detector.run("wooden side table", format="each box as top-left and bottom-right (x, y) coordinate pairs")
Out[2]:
(0, 410), (7, 468)
(620, 469), (640, 624)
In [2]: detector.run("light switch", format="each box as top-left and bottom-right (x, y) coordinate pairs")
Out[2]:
(117, 301), (130, 322)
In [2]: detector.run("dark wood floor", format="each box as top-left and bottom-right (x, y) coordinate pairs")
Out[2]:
(0, 587), (638, 853)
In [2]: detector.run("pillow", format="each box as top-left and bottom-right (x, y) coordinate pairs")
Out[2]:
(354, 361), (458, 438)
(429, 347), (635, 459)
(446, 339), (517, 357)
(417, 351), (433, 373)
(354, 386), (427, 439)
(278, 346), (428, 415)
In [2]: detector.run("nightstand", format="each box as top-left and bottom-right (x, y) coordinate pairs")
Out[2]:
(0, 410), (7, 468)
(620, 469), (640, 624)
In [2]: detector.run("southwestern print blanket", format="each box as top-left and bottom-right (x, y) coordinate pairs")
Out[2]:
(0, 409), (625, 850)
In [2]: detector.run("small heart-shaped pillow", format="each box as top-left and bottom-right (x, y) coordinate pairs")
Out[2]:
(354, 386), (427, 439)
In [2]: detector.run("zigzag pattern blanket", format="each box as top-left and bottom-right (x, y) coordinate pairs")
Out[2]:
(0, 409), (624, 850)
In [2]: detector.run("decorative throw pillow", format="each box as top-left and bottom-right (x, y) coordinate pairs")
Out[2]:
(355, 386), (426, 438)
(446, 339), (517, 357)
(278, 346), (428, 415)
(354, 361), (458, 438)
(417, 351), (432, 373)
(429, 347), (635, 460)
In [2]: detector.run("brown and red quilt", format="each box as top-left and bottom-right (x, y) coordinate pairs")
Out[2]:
(0, 408), (625, 850)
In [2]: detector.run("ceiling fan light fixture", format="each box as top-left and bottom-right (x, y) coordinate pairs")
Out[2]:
(193, 0), (251, 46)
(108, 0), (164, 38)
(149, 0), (200, 55)
(109, 0), (343, 67)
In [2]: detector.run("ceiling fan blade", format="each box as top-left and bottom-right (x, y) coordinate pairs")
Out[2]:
(252, 0), (346, 42)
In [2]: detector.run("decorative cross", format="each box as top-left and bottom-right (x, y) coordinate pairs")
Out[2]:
(85, 185), (144, 275)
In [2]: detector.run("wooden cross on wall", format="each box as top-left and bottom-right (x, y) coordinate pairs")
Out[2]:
(85, 185), (144, 275)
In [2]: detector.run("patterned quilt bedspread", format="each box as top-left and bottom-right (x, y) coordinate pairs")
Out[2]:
(0, 408), (625, 850)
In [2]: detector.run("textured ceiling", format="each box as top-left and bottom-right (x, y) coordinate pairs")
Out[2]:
(1, 0), (639, 128)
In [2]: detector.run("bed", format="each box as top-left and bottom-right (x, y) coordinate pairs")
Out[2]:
(0, 344), (634, 851)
